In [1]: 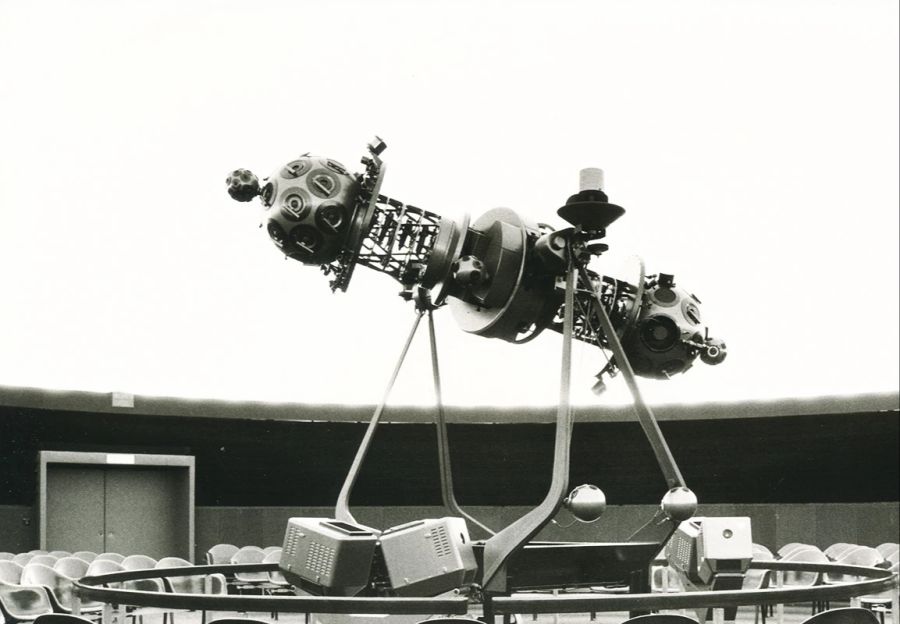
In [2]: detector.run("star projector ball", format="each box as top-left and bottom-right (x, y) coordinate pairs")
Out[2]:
(229, 156), (361, 266)
(564, 484), (607, 523)
(226, 169), (261, 202)
(623, 274), (719, 380)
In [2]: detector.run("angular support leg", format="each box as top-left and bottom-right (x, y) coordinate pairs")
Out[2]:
(481, 256), (577, 593)
(428, 309), (496, 537)
(335, 309), (425, 524)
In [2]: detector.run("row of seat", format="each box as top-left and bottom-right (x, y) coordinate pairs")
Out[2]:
(203, 545), (280, 565)
(0, 552), (116, 568)
(771, 542), (898, 587)
(23, 617), (308, 624)
(202, 545), (288, 595)
(649, 541), (898, 624)
(0, 551), (236, 624)
(0, 545), (288, 591)
(652, 541), (898, 594)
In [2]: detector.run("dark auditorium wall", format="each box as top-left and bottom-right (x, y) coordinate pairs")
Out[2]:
(1, 401), (898, 555)
(1, 405), (897, 506)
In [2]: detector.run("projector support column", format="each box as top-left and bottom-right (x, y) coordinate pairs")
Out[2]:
(335, 309), (425, 525)
(427, 308), (496, 537)
(579, 265), (686, 491)
(480, 250), (577, 596)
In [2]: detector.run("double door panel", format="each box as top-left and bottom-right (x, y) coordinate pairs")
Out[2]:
(46, 464), (186, 558)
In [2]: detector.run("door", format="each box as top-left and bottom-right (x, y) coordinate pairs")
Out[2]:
(45, 464), (106, 553)
(104, 466), (187, 559)
(40, 452), (194, 559)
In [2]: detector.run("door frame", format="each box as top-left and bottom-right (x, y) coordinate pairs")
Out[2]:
(38, 451), (195, 559)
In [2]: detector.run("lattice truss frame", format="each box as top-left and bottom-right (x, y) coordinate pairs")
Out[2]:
(355, 195), (443, 285)
(548, 270), (639, 370)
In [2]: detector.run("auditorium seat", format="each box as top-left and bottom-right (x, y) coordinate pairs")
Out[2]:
(778, 546), (830, 613)
(84, 559), (125, 587)
(650, 564), (683, 594)
(262, 549), (290, 592)
(619, 615), (699, 624)
(415, 619), (487, 624)
(34, 615), (96, 624)
(46, 553), (70, 560)
(261, 546), (281, 555)
(93, 553), (124, 564)
(114, 558), (172, 624)
(778, 542), (814, 558)
(28, 556), (58, 569)
(0, 575), (55, 622)
(121, 555), (158, 571)
(157, 556), (225, 594)
(745, 544), (775, 623)
(824, 546), (884, 586)
(230, 546), (268, 593)
(0, 553), (15, 561)
(19, 563), (103, 620)
(155, 557), (227, 624)
(779, 546), (828, 585)
(13, 553), (35, 567)
(875, 543), (898, 563)
(70, 553), (97, 564)
(260, 549), (290, 619)
(799, 607), (880, 624)
(0, 561), (25, 584)
(156, 557), (193, 570)
(204, 544), (238, 565)
(745, 543), (775, 588)
(118, 554), (164, 591)
(825, 543), (857, 560)
(858, 561), (898, 624)
(53, 558), (88, 579)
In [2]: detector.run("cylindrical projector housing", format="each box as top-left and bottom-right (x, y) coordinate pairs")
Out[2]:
(229, 148), (725, 384)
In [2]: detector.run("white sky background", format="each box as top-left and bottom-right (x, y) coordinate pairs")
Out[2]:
(0, 0), (897, 409)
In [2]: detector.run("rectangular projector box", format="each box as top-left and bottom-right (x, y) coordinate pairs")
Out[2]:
(379, 517), (478, 596)
(666, 516), (752, 585)
(280, 518), (379, 596)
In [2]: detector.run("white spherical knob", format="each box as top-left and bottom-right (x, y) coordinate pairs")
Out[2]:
(564, 484), (607, 523)
(661, 486), (698, 522)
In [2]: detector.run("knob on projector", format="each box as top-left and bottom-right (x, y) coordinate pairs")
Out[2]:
(564, 483), (607, 523)
(661, 486), (698, 522)
(453, 255), (488, 287)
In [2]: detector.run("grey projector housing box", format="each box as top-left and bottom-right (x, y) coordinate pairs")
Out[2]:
(280, 518), (379, 596)
(379, 517), (478, 596)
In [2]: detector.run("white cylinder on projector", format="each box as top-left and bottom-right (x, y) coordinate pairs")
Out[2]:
(579, 167), (605, 192)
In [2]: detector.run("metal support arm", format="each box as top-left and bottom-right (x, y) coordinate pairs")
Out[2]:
(480, 256), (578, 594)
(428, 310), (496, 537)
(335, 310), (425, 524)
(579, 265), (686, 490)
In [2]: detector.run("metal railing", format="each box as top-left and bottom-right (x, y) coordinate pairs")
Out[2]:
(73, 560), (898, 624)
